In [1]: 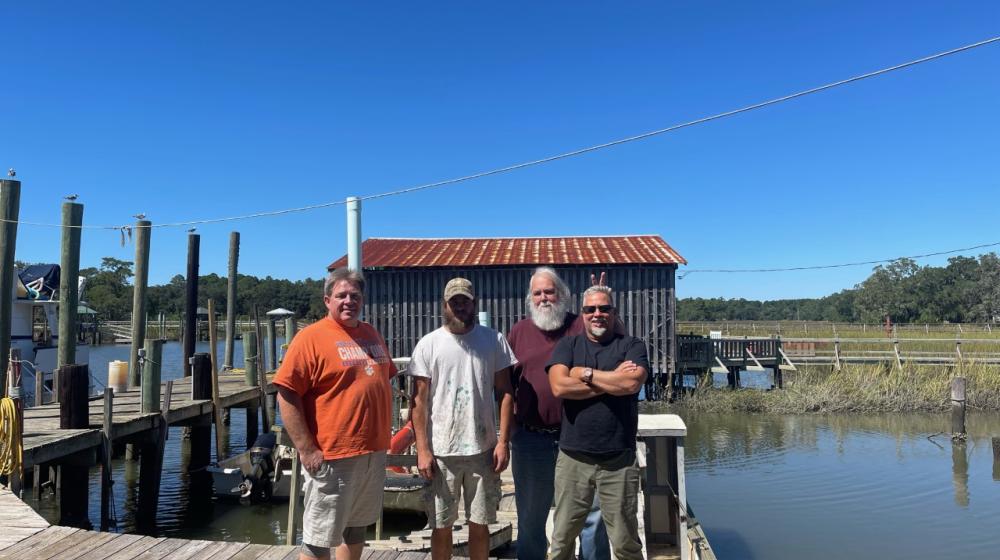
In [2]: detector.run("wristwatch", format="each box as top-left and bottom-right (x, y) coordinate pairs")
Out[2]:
(581, 367), (594, 385)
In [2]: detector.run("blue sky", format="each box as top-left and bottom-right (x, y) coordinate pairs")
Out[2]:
(3, 1), (998, 301)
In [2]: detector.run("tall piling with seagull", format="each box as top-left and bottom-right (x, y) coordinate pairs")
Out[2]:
(57, 199), (83, 368)
(129, 218), (151, 388)
(183, 230), (200, 375)
(0, 170), (21, 388)
(224, 232), (240, 369)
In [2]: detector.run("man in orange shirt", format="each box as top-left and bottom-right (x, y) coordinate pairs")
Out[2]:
(275, 268), (397, 560)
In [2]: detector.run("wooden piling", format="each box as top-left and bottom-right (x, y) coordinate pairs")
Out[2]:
(253, 308), (272, 430)
(285, 316), (297, 344)
(0, 176), (21, 387)
(183, 233), (200, 376)
(243, 331), (259, 447)
(34, 368), (44, 406)
(951, 377), (967, 437)
(137, 379), (172, 529)
(188, 353), (213, 471)
(207, 300), (225, 462)
(286, 450), (302, 546)
(141, 338), (163, 414)
(129, 220), (152, 388)
(266, 319), (277, 371)
(224, 232), (240, 369)
(57, 363), (91, 528)
(57, 202), (83, 369)
(100, 388), (114, 531)
(58, 364), (89, 429)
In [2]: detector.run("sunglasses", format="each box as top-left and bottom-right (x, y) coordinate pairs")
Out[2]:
(582, 304), (614, 314)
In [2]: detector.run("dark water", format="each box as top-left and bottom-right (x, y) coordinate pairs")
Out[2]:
(684, 411), (1000, 559)
(23, 340), (425, 543)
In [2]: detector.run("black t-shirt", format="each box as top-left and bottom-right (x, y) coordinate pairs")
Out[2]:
(546, 333), (650, 454)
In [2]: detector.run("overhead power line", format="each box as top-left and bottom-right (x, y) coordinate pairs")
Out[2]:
(2, 35), (999, 231)
(678, 240), (1000, 279)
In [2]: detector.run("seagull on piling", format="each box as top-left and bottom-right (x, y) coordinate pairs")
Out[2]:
(133, 213), (146, 220)
(187, 228), (197, 233)
(64, 194), (79, 201)
(7, 169), (15, 177)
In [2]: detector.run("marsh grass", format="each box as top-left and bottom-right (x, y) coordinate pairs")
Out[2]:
(659, 362), (1000, 414)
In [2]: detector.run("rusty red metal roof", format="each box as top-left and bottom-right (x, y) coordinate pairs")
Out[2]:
(328, 236), (686, 269)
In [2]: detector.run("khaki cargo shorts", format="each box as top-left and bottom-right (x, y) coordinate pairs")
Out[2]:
(425, 450), (500, 528)
(301, 450), (386, 548)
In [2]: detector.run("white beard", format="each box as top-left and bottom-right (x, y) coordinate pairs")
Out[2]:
(589, 326), (608, 337)
(530, 299), (569, 331)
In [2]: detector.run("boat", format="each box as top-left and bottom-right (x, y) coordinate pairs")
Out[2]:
(12, 264), (93, 403)
(208, 424), (429, 515)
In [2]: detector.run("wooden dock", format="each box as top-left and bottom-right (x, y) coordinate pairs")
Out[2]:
(9, 393), (710, 560)
(2, 487), (498, 560)
(20, 371), (267, 470)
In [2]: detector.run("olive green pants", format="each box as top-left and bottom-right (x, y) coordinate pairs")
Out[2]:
(549, 449), (642, 560)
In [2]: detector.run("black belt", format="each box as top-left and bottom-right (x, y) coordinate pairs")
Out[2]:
(519, 422), (560, 435)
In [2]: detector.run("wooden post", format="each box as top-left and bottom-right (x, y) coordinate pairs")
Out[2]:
(58, 364), (89, 429)
(35, 368), (45, 406)
(183, 233), (200, 376)
(100, 388), (114, 531)
(57, 201), (84, 369)
(951, 377), (967, 437)
(0, 175), (21, 387)
(774, 338), (784, 389)
(141, 338), (163, 414)
(207, 300), (225, 462)
(286, 450), (302, 545)
(188, 353), (213, 471)
(57, 363), (91, 528)
(137, 379), (172, 529)
(834, 338), (842, 371)
(128, 220), (152, 388)
(956, 339), (963, 376)
(266, 318), (277, 371)
(224, 232), (240, 369)
(253, 307), (272, 430)
(243, 331), (259, 447)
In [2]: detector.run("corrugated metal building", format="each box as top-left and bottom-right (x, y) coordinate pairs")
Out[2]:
(329, 235), (686, 399)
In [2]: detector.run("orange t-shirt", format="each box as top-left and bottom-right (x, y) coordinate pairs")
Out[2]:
(273, 318), (397, 460)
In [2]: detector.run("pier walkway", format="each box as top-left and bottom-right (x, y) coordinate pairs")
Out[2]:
(20, 372), (268, 470)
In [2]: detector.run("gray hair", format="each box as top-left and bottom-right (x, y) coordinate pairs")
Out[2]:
(525, 266), (571, 306)
(324, 267), (365, 297)
(582, 284), (614, 306)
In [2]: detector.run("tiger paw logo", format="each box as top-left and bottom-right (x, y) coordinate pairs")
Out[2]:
(365, 363), (375, 376)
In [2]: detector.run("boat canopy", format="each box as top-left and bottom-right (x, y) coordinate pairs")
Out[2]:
(18, 264), (60, 300)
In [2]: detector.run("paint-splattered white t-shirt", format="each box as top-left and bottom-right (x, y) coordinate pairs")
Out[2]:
(408, 324), (518, 457)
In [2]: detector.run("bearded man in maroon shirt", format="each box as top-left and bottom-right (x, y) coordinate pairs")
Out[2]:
(506, 267), (609, 560)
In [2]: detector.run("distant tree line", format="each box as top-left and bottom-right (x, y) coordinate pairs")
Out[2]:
(74, 257), (327, 321)
(26, 253), (1000, 325)
(678, 254), (1000, 324)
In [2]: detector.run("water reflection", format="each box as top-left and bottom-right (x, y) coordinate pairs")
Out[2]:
(952, 441), (969, 507)
(682, 411), (1000, 559)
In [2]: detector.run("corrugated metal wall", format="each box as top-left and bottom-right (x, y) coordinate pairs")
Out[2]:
(361, 265), (677, 393)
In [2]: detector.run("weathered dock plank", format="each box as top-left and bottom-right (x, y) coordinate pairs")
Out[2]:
(0, 487), (50, 552)
(0, 526), (79, 557)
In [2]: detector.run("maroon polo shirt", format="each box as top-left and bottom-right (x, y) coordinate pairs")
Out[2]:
(507, 312), (583, 428)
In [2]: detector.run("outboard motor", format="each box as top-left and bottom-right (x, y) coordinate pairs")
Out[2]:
(239, 432), (277, 502)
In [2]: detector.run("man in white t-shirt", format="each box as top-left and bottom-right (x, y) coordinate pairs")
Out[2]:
(410, 277), (517, 560)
